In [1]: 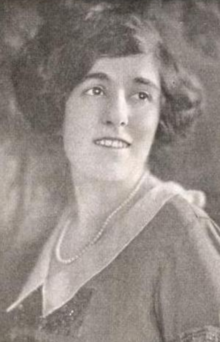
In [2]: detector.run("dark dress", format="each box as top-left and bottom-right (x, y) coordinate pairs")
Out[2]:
(2, 181), (220, 342)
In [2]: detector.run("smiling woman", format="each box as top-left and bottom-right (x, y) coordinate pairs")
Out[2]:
(64, 54), (161, 183)
(2, 2), (220, 342)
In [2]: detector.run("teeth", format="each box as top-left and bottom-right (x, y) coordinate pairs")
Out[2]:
(95, 139), (129, 149)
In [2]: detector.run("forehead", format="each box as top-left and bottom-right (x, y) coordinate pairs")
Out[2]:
(84, 53), (161, 89)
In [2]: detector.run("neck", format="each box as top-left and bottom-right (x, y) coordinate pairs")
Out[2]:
(68, 170), (148, 227)
(56, 168), (149, 264)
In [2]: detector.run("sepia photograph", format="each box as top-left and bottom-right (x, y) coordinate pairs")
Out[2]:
(0, 0), (220, 341)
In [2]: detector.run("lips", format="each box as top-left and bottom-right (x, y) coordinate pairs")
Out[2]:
(94, 137), (131, 149)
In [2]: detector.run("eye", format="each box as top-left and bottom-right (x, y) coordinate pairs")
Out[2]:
(85, 86), (104, 96)
(132, 92), (152, 102)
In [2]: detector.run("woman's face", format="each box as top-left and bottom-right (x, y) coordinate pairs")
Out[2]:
(63, 53), (161, 183)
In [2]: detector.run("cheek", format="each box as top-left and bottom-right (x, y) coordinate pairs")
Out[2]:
(130, 107), (160, 136)
(64, 97), (101, 135)
(63, 101), (83, 156)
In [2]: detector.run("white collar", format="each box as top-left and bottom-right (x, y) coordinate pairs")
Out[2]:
(7, 176), (180, 317)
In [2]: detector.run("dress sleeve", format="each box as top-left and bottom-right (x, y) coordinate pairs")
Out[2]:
(155, 200), (220, 342)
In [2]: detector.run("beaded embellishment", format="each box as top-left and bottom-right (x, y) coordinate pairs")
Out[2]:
(3, 287), (93, 342)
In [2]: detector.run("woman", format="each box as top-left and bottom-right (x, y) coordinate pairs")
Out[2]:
(2, 2), (220, 341)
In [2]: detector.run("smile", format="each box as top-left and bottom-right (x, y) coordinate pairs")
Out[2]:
(94, 138), (131, 149)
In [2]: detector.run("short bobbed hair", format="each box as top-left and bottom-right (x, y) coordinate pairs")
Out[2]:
(11, 3), (203, 144)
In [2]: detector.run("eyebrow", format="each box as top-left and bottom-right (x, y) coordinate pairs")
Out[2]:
(134, 77), (160, 91)
(83, 72), (110, 82)
(82, 73), (160, 91)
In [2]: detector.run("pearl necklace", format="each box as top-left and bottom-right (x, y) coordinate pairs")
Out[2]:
(55, 173), (147, 265)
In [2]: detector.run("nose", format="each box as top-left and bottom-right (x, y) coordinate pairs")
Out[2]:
(103, 92), (129, 127)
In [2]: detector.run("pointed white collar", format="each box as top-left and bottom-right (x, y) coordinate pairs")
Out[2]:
(7, 176), (180, 317)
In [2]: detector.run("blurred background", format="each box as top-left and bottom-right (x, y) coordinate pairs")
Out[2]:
(0, 0), (220, 255)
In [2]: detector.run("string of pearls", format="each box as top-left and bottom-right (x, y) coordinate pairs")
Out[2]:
(55, 172), (147, 265)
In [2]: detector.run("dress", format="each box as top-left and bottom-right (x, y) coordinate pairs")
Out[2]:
(2, 178), (220, 342)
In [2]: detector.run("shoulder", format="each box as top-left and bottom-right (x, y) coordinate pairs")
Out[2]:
(165, 193), (209, 220)
(147, 193), (219, 254)
(141, 175), (208, 242)
(158, 192), (210, 225)
(152, 196), (220, 341)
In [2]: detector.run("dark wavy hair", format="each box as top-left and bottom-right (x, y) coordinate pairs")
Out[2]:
(11, 2), (203, 144)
